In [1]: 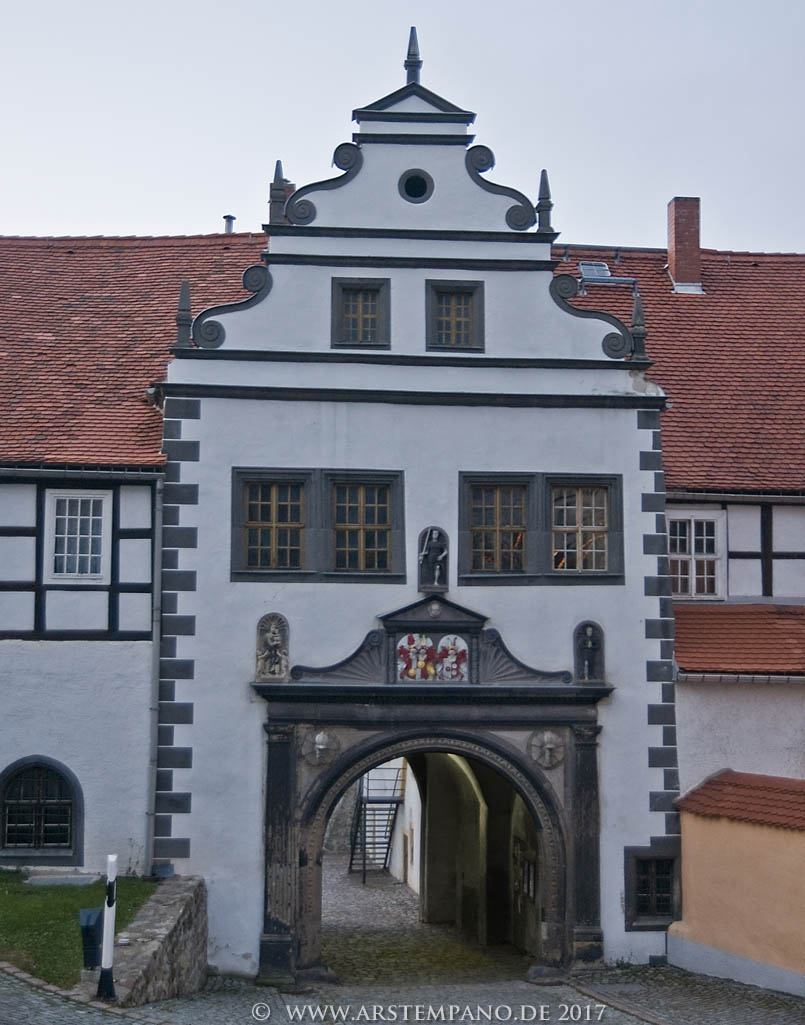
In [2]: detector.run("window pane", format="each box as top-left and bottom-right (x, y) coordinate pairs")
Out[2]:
(244, 482), (304, 570)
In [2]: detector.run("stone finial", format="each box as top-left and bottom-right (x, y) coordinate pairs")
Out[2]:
(269, 160), (296, 225)
(631, 292), (647, 359)
(175, 281), (192, 348)
(404, 26), (422, 84)
(536, 169), (553, 234)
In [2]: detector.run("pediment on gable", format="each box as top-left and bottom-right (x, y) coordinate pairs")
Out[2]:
(353, 82), (475, 121)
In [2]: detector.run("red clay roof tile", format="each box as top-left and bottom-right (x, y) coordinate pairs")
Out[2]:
(677, 769), (805, 830)
(0, 233), (265, 467)
(674, 603), (805, 674)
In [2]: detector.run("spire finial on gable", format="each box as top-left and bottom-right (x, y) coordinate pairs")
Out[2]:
(273, 160), (285, 185)
(175, 280), (192, 348)
(404, 26), (422, 84)
(537, 169), (554, 234)
(630, 292), (647, 359)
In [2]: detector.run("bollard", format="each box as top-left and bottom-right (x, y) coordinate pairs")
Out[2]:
(96, 854), (118, 1001)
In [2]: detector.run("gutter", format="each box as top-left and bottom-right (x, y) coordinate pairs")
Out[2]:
(144, 476), (164, 875)
(677, 672), (805, 685)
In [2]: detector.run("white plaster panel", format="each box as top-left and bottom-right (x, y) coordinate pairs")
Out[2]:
(297, 144), (527, 232)
(0, 484), (36, 526)
(0, 536), (36, 581)
(358, 119), (467, 136)
(168, 394), (670, 968)
(773, 506), (805, 552)
(0, 639), (153, 872)
(728, 558), (762, 597)
(676, 681), (805, 793)
(187, 262), (644, 365)
(118, 592), (152, 633)
(118, 539), (152, 583)
(46, 590), (108, 630)
(726, 505), (760, 551)
(0, 591), (35, 631)
(773, 560), (805, 597)
(119, 486), (152, 529)
(274, 235), (552, 260)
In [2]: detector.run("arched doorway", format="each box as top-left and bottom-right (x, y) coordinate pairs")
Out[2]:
(297, 731), (568, 973)
(253, 595), (610, 984)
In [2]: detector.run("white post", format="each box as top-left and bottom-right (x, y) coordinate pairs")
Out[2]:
(97, 854), (118, 1000)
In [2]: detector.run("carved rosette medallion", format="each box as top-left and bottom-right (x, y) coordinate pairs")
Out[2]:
(256, 613), (290, 682)
(529, 729), (565, 769)
(300, 729), (341, 767)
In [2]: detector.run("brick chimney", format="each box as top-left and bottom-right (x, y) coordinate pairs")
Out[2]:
(667, 197), (703, 293)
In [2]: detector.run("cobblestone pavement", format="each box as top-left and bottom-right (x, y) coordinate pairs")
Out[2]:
(1, 857), (804, 1025)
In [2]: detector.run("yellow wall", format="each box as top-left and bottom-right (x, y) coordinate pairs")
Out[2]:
(669, 812), (805, 975)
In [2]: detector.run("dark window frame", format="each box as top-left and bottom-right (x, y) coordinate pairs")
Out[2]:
(232, 468), (405, 583)
(624, 839), (681, 931)
(0, 756), (83, 867)
(425, 280), (485, 352)
(331, 278), (391, 349)
(459, 472), (624, 585)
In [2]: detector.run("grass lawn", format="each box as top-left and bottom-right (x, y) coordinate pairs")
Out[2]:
(0, 870), (159, 989)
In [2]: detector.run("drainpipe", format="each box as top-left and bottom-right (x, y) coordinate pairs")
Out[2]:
(145, 476), (164, 875)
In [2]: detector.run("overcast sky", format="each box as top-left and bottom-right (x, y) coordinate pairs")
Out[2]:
(2, 0), (803, 252)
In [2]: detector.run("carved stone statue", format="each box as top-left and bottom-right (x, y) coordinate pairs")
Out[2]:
(418, 527), (448, 592)
(256, 613), (289, 682)
(574, 622), (604, 682)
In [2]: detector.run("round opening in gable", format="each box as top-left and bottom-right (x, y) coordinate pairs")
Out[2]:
(398, 168), (434, 204)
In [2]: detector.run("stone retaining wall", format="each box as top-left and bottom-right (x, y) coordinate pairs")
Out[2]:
(112, 875), (207, 1006)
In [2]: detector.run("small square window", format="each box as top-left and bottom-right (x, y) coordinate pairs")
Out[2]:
(43, 490), (111, 585)
(624, 842), (680, 930)
(426, 280), (484, 351)
(332, 278), (390, 349)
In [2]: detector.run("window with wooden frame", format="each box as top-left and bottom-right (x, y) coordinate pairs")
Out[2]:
(635, 857), (674, 917)
(668, 512), (724, 597)
(426, 280), (484, 351)
(331, 278), (390, 348)
(333, 482), (391, 571)
(43, 490), (112, 585)
(551, 486), (609, 572)
(470, 484), (527, 572)
(243, 481), (304, 570)
(2, 765), (72, 851)
(232, 469), (405, 582)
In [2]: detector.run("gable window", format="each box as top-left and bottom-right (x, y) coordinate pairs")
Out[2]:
(331, 278), (390, 349)
(426, 280), (484, 351)
(43, 490), (112, 585)
(232, 469), (405, 583)
(552, 486), (608, 571)
(470, 484), (526, 572)
(333, 482), (390, 571)
(668, 511), (724, 597)
(244, 481), (304, 570)
(459, 473), (623, 585)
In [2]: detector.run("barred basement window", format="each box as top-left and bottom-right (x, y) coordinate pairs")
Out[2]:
(552, 486), (608, 571)
(470, 484), (526, 572)
(669, 517), (721, 596)
(635, 857), (674, 917)
(334, 483), (390, 571)
(43, 490), (112, 585)
(244, 482), (304, 569)
(3, 766), (72, 850)
(331, 278), (390, 348)
(426, 280), (484, 351)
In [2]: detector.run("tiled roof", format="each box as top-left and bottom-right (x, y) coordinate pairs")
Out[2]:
(0, 233), (265, 467)
(555, 246), (805, 491)
(674, 603), (805, 675)
(2, 229), (805, 489)
(677, 769), (805, 830)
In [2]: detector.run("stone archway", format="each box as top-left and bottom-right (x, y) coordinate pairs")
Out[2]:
(296, 730), (569, 972)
